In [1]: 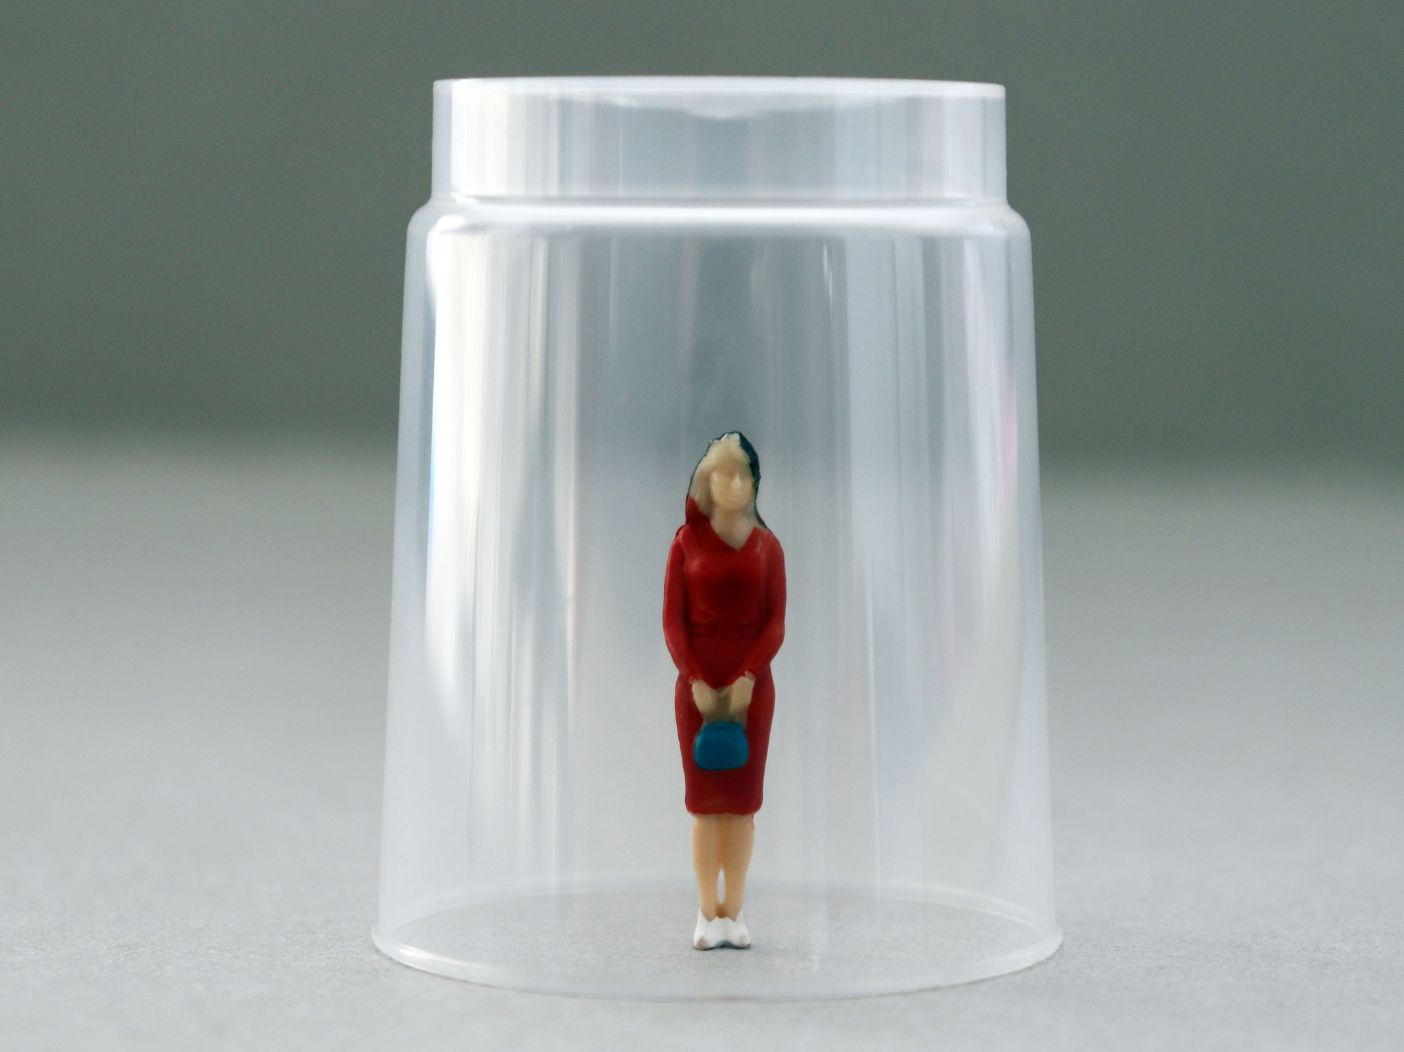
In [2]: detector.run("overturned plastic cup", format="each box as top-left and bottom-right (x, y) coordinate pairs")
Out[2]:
(375, 76), (1060, 999)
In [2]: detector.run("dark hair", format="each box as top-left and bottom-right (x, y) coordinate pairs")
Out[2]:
(689, 430), (767, 529)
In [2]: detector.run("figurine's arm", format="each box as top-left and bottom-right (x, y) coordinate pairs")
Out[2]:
(739, 538), (787, 680)
(662, 532), (701, 683)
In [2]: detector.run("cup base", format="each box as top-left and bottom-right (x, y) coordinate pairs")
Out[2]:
(373, 883), (1060, 1000)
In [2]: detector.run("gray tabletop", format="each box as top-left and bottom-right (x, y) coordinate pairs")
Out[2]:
(3, 436), (1400, 1050)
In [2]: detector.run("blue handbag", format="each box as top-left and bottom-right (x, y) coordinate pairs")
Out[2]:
(694, 721), (749, 771)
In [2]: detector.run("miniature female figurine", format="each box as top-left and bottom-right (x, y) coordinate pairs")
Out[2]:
(662, 432), (786, 949)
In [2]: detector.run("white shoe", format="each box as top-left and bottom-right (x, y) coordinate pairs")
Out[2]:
(693, 910), (727, 950)
(725, 913), (752, 948)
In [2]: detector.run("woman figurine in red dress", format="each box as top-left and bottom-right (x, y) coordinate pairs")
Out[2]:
(663, 431), (786, 950)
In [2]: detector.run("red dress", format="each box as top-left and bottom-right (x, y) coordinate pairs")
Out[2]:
(663, 496), (787, 815)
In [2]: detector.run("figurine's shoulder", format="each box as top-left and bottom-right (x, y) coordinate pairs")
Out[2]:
(671, 521), (696, 551)
(756, 524), (783, 555)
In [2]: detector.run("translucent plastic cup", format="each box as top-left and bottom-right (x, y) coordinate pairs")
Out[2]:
(375, 77), (1059, 999)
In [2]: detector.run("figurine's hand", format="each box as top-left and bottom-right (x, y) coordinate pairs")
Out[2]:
(728, 673), (756, 713)
(690, 678), (721, 718)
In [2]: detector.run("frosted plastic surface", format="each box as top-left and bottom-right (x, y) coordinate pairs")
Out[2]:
(377, 77), (1058, 998)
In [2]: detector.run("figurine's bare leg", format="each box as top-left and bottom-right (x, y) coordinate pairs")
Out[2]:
(692, 815), (724, 918)
(716, 814), (755, 919)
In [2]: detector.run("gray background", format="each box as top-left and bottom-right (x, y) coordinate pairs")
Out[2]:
(4, 4), (1403, 1049)
(4, 441), (1401, 1049)
(4, 1), (1402, 461)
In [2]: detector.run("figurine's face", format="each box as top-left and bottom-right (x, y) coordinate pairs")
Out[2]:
(708, 458), (755, 515)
